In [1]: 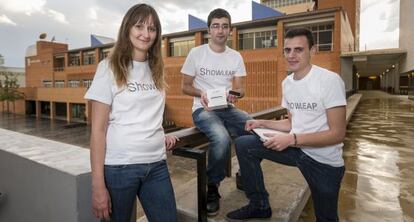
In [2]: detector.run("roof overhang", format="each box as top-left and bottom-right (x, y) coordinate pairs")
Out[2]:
(341, 48), (406, 77)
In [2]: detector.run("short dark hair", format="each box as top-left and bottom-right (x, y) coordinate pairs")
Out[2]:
(285, 28), (314, 48)
(207, 8), (231, 27)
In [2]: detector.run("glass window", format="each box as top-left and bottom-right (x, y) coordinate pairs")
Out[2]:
(100, 48), (111, 61)
(169, 39), (195, 57)
(83, 51), (95, 65)
(83, 79), (93, 88)
(285, 23), (333, 52)
(55, 80), (65, 88)
(239, 29), (277, 50)
(68, 80), (80, 88)
(68, 52), (80, 66)
(238, 33), (254, 50)
(43, 80), (52, 88)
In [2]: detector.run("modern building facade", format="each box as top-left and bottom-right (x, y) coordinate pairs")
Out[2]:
(5, 0), (358, 127)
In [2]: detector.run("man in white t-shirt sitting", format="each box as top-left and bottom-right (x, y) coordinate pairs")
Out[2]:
(226, 28), (347, 221)
(181, 8), (251, 216)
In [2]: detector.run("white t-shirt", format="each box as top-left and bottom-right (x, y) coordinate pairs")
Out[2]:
(181, 44), (247, 112)
(282, 65), (346, 167)
(84, 60), (166, 165)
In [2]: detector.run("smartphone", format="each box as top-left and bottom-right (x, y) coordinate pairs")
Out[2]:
(228, 90), (241, 97)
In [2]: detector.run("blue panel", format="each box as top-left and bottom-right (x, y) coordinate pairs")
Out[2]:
(252, 1), (284, 20)
(188, 14), (207, 30)
(91, 35), (102, 47)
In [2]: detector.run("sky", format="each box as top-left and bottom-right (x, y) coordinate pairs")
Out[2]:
(0, 0), (400, 67)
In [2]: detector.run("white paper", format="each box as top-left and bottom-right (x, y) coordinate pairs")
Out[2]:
(252, 128), (287, 142)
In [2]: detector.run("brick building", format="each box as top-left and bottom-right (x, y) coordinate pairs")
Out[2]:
(4, 0), (358, 127)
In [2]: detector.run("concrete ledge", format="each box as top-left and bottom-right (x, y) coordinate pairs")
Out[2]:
(0, 129), (98, 222)
(174, 93), (362, 222)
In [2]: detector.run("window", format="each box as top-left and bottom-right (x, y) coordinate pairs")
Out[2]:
(69, 52), (80, 66)
(169, 39), (195, 57)
(255, 31), (277, 49)
(263, 0), (312, 8)
(238, 29), (277, 50)
(43, 80), (52, 88)
(68, 80), (80, 88)
(83, 51), (95, 65)
(55, 80), (65, 88)
(100, 48), (111, 61)
(285, 23), (333, 52)
(83, 79), (93, 88)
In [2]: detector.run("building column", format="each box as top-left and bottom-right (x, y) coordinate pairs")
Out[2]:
(394, 63), (400, 94)
(194, 32), (203, 47)
(50, 101), (55, 120)
(85, 101), (92, 125)
(232, 27), (238, 50)
(36, 100), (41, 119)
(162, 37), (169, 57)
(94, 48), (100, 64)
(66, 103), (72, 123)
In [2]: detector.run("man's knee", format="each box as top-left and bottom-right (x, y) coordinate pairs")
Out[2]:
(235, 135), (258, 154)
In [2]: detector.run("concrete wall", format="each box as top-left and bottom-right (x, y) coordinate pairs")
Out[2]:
(0, 128), (98, 222)
(341, 57), (354, 91)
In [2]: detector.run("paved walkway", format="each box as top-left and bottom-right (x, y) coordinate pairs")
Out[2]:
(299, 90), (414, 221)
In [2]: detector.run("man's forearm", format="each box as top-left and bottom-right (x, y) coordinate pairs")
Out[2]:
(182, 84), (202, 97)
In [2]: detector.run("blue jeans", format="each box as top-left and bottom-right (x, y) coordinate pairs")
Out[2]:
(192, 106), (251, 184)
(104, 160), (177, 222)
(236, 135), (344, 222)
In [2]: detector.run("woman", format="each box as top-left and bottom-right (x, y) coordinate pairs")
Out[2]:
(84, 4), (178, 222)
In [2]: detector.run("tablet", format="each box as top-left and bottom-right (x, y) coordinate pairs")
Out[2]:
(251, 128), (287, 142)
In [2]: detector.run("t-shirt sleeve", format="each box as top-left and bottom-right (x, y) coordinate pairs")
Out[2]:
(234, 53), (246, 77)
(180, 49), (196, 76)
(84, 60), (114, 105)
(322, 74), (346, 109)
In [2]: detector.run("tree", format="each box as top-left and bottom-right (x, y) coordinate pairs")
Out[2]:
(0, 72), (25, 113)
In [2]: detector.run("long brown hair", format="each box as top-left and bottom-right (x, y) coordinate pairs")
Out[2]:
(109, 4), (165, 90)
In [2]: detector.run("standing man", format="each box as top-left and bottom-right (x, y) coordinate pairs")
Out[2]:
(226, 28), (347, 221)
(181, 8), (251, 216)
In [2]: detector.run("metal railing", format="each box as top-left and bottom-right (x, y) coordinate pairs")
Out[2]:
(166, 106), (287, 222)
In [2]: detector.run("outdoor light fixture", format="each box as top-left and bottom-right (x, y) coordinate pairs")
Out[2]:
(386, 69), (390, 72)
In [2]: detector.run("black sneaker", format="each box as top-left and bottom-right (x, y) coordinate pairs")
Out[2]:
(225, 204), (272, 221)
(207, 184), (221, 216)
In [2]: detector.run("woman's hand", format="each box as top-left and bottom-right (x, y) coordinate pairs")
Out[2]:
(165, 135), (179, 150)
(92, 186), (112, 221)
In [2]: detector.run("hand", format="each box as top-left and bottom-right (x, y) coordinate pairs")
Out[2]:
(245, 120), (262, 131)
(200, 91), (211, 111)
(227, 94), (238, 103)
(92, 186), (112, 221)
(263, 133), (295, 151)
(165, 135), (179, 150)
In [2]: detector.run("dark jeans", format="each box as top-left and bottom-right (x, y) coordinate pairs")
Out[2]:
(192, 106), (251, 184)
(104, 160), (177, 222)
(236, 135), (345, 222)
